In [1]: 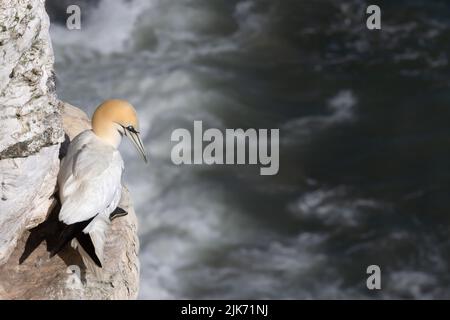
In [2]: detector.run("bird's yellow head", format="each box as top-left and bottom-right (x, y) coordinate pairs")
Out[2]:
(92, 99), (147, 162)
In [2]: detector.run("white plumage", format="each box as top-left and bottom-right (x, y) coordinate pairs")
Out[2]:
(51, 99), (147, 272)
(58, 130), (124, 266)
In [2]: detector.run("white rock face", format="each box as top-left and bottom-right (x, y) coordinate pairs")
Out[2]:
(0, 0), (63, 264)
(0, 0), (63, 157)
(0, 145), (60, 265)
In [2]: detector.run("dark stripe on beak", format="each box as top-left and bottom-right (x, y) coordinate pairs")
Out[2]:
(125, 127), (148, 163)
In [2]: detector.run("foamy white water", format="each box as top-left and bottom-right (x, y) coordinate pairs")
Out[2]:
(49, 0), (450, 299)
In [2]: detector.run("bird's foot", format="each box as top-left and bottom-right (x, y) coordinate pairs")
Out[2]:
(109, 207), (128, 221)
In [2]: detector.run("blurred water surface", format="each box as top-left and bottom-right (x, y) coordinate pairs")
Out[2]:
(48, 0), (450, 298)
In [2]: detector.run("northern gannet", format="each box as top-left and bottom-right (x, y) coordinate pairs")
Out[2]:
(50, 99), (147, 269)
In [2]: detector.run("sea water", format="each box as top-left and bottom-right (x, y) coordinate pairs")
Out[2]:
(48, 0), (450, 299)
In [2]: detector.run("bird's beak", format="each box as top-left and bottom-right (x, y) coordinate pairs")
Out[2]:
(125, 129), (148, 163)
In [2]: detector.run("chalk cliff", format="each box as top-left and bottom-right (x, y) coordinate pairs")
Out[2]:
(0, 0), (139, 299)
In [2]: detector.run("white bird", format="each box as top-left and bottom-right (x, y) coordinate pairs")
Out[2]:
(50, 99), (147, 270)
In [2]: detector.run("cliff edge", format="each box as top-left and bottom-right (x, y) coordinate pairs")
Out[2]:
(0, 0), (139, 299)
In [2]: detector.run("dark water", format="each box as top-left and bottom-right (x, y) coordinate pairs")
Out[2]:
(47, 0), (450, 298)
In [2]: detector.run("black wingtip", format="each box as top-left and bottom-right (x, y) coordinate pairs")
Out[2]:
(49, 217), (95, 259)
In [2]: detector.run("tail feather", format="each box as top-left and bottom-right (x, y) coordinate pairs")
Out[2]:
(75, 232), (102, 268)
(72, 238), (104, 279)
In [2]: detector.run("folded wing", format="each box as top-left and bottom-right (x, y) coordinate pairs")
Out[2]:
(58, 130), (123, 226)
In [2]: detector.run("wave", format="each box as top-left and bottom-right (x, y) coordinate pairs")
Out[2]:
(47, 0), (450, 299)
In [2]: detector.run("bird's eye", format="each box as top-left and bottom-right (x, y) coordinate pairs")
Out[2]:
(126, 125), (138, 133)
